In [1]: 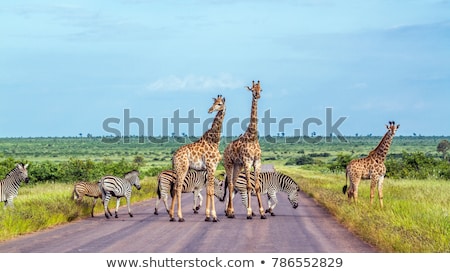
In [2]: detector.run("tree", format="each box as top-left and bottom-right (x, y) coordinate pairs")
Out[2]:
(437, 139), (450, 160)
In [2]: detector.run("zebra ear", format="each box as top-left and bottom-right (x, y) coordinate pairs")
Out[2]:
(24, 163), (29, 169)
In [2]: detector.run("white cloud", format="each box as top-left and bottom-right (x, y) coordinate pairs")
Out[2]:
(146, 73), (244, 92)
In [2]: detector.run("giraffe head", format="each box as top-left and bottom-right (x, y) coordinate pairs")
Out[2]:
(386, 121), (400, 135)
(208, 94), (226, 113)
(245, 80), (262, 99)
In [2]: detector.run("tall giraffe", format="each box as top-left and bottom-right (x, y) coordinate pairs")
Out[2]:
(169, 95), (226, 222)
(223, 80), (266, 219)
(343, 121), (400, 208)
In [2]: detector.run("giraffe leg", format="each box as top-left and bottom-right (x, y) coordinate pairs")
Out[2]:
(176, 176), (185, 222)
(348, 177), (360, 205)
(370, 176), (378, 206)
(225, 165), (239, 218)
(253, 160), (266, 219)
(243, 166), (253, 219)
(205, 177), (211, 221)
(205, 168), (218, 222)
(169, 188), (176, 221)
(378, 175), (384, 208)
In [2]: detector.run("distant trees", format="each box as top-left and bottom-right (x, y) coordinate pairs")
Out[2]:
(437, 139), (450, 160)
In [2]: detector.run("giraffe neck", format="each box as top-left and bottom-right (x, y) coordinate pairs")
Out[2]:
(202, 109), (225, 144)
(369, 131), (394, 161)
(244, 96), (258, 140)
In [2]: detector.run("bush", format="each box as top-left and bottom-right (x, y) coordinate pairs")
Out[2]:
(386, 152), (447, 179)
(328, 153), (353, 172)
(285, 155), (314, 165)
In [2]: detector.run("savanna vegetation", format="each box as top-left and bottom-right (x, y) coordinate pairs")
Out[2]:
(0, 135), (449, 252)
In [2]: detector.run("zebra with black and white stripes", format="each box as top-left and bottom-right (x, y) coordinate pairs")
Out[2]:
(73, 181), (112, 217)
(99, 170), (141, 219)
(0, 163), (29, 207)
(225, 171), (299, 216)
(154, 170), (225, 215)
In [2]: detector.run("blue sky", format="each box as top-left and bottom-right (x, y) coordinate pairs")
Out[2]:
(1, 0), (449, 138)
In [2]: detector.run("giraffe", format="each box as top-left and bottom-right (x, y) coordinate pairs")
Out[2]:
(343, 121), (400, 208)
(223, 80), (266, 219)
(169, 95), (226, 222)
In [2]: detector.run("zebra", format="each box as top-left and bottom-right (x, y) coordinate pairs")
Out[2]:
(224, 171), (299, 216)
(154, 169), (225, 215)
(99, 170), (141, 219)
(72, 181), (112, 217)
(0, 163), (29, 207)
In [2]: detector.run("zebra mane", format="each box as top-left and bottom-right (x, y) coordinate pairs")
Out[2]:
(4, 163), (27, 179)
(124, 170), (139, 178)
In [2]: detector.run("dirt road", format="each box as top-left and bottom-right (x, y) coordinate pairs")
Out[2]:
(0, 190), (377, 253)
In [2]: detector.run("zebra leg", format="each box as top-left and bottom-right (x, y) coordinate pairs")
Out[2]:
(154, 197), (160, 215)
(5, 197), (14, 208)
(265, 192), (278, 216)
(91, 197), (97, 217)
(103, 194), (111, 219)
(197, 190), (203, 211)
(163, 193), (170, 215)
(349, 178), (360, 205)
(193, 189), (202, 213)
(126, 196), (133, 217)
(115, 197), (121, 218)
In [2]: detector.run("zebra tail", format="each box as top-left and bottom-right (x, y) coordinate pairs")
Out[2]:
(157, 183), (161, 199)
(169, 181), (175, 198)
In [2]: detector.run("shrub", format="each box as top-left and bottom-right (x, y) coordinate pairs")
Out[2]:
(285, 155), (314, 166)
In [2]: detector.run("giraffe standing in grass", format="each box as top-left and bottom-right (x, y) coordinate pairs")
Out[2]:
(223, 80), (266, 219)
(169, 95), (226, 222)
(343, 121), (400, 208)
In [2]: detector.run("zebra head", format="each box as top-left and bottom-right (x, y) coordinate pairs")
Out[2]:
(288, 185), (299, 209)
(125, 170), (141, 190)
(16, 163), (30, 184)
(214, 178), (225, 202)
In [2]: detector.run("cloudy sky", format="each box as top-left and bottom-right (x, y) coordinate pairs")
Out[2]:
(1, 0), (449, 138)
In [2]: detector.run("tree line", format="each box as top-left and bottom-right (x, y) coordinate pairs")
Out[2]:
(0, 156), (168, 184)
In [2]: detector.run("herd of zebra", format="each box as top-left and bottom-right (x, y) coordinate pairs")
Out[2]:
(154, 169), (299, 217)
(1, 162), (300, 219)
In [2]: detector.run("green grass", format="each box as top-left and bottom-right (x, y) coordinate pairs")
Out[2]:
(0, 176), (158, 242)
(0, 136), (448, 252)
(278, 166), (450, 253)
(1, 167), (447, 253)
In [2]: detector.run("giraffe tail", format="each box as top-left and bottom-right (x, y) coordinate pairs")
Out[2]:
(342, 170), (348, 194)
(223, 174), (229, 200)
